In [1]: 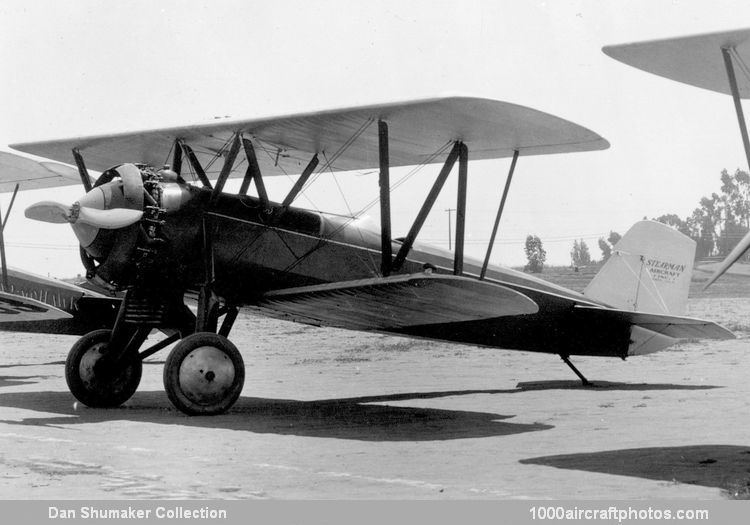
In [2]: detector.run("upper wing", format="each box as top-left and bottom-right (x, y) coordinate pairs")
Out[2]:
(0, 151), (83, 192)
(603, 28), (750, 97)
(255, 273), (538, 330)
(10, 97), (608, 179)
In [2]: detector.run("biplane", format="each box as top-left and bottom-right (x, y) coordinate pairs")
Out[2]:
(603, 28), (750, 287)
(1, 96), (733, 416)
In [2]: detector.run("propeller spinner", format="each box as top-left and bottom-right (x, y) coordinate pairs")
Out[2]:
(25, 163), (145, 234)
(25, 163), (146, 289)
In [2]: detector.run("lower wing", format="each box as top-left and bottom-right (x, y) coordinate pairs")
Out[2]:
(256, 273), (538, 330)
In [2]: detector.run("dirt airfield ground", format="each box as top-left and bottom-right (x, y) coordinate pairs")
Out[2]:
(1, 267), (749, 500)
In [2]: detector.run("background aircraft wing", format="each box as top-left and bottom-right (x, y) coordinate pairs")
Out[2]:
(0, 268), (121, 335)
(255, 273), (538, 330)
(603, 28), (750, 97)
(605, 30), (750, 287)
(0, 290), (72, 323)
(10, 96), (608, 179)
(0, 150), (84, 192)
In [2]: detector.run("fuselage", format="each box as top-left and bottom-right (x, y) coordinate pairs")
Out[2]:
(152, 186), (588, 301)
(134, 185), (631, 358)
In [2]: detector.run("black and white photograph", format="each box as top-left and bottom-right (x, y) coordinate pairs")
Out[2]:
(1, 0), (749, 521)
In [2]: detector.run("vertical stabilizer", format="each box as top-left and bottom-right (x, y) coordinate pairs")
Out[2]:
(583, 221), (695, 315)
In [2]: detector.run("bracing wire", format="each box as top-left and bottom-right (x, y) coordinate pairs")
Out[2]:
(299, 118), (375, 195)
(730, 47), (750, 83)
(169, 120), (454, 278)
(324, 151), (379, 273)
(252, 138), (319, 210)
(277, 140), (456, 276)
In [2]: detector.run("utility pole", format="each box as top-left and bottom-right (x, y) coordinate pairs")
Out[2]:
(445, 208), (455, 251)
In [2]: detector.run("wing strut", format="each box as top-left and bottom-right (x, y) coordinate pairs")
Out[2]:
(239, 138), (270, 208)
(703, 47), (750, 288)
(722, 47), (750, 174)
(392, 141), (462, 272)
(179, 140), (213, 189)
(172, 139), (183, 176)
(2, 183), (19, 233)
(480, 150), (520, 279)
(0, 183), (19, 290)
(210, 134), (242, 204)
(378, 120), (392, 276)
(280, 154), (320, 210)
(454, 143), (468, 275)
(72, 148), (93, 193)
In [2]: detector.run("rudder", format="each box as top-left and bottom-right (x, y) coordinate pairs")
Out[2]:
(583, 221), (695, 315)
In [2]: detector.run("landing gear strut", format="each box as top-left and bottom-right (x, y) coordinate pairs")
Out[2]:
(65, 286), (245, 415)
(59, 158), (252, 415)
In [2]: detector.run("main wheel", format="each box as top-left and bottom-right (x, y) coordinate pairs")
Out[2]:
(163, 332), (245, 415)
(65, 329), (143, 408)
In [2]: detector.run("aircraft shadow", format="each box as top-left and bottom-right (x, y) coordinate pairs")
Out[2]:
(0, 361), (65, 369)
(0, 375), (52, 388)
(328, 381), (719, 405)
(520, 445), (750, 497)
(0, 390), (551, 442)
(512, 380), (719, 392)
(0, 379), (718, 440)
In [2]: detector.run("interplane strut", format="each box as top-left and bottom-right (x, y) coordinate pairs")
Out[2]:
(722, 47), (750, 172)
(391, 141), (462, 272)
(481, 150), (520, 280)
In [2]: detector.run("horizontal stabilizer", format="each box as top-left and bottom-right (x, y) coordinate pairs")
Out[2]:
(258, 273), (538, 330)
(575, 305), (734, 340)
(0, 291), (73, 323)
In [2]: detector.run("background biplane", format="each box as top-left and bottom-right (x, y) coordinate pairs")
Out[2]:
(603, 28), (750, 287)
(0, 151), (120, 334)
(1, 96), (733, 415)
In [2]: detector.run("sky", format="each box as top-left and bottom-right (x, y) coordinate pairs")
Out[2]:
(1, 0), (749, 278)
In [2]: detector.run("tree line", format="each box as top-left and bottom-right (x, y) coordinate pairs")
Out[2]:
(651, 168), (750, 259)
(523, 167), (749, 273)
(523, 231), (621, 273)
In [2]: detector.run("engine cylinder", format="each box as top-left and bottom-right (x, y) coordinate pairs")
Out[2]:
(159, 183), (194, 213)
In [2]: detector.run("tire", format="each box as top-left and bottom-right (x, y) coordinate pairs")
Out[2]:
(163, 332), (245, 415)
(65, 329), (143, 408)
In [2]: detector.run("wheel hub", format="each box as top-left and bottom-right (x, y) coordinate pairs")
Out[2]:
(178, 345), (236, 405)
(78, 343), (108, 386)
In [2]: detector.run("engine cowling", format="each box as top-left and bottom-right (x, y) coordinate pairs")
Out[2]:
(25, 163), (196, 291)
